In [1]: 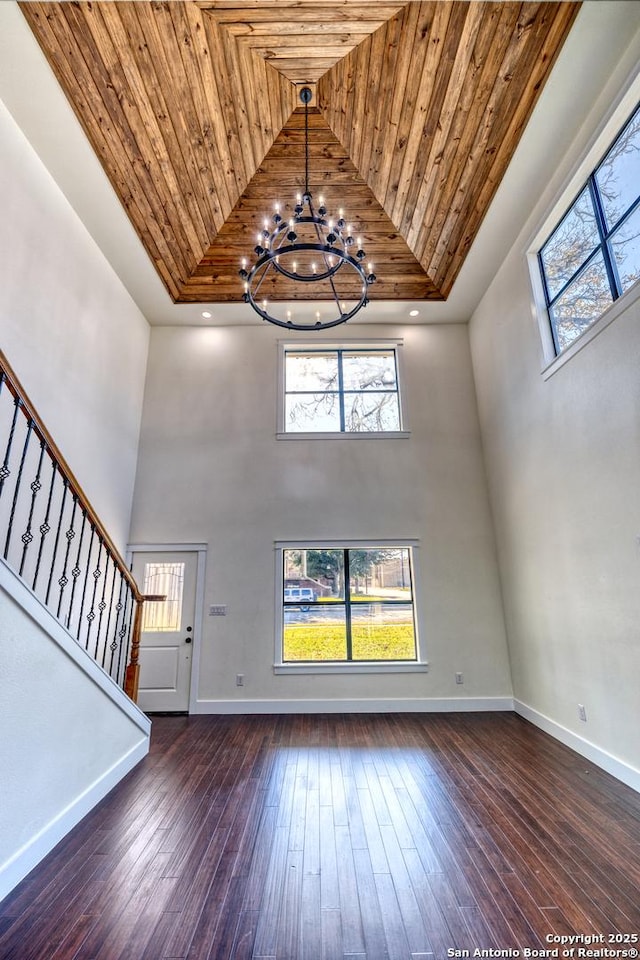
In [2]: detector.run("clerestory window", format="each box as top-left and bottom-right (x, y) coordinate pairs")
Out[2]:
(538, 101), (640, 355)
(278, 343), (408, 436)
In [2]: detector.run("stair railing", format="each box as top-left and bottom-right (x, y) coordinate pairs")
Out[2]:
(0, 350), (157, 703)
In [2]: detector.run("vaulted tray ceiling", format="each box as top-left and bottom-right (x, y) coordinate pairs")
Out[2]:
(20, 1), (580, 304)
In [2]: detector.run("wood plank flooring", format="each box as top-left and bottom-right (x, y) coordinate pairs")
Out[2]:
(1, 712), (640, 960)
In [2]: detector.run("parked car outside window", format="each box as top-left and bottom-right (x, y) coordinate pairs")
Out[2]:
(284, 587), (316, 610)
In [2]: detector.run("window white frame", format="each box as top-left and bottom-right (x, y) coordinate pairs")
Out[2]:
(276, 339), (410, 439)
(273, 539), (427, 674)
(528, 68), (640, 378)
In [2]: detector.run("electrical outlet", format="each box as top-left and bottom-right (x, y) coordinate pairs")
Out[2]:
(455, 672), (464, 684)
(209, 604), (227, 616)
(578, 703), (587, 722)
(236, 674), (244, 686)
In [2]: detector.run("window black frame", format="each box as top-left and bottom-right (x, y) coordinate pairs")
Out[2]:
(283, 347), (401, 433)
(281, 546), (417, 663)
(539, 102), (640, 356)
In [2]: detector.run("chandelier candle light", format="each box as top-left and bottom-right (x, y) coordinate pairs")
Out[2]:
(239, 86), (376, 330)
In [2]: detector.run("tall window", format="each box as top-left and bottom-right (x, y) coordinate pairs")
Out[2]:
(539, 101), (640, 355)
(281, 546), (417, 663)
(282, 346), (403, 434)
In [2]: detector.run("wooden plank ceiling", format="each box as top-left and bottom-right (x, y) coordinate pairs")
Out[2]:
(20, 1), (580, 305)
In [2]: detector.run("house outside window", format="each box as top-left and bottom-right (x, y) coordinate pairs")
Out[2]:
(538, 101), (640, 355)
(278, 343), (408, 437)
(276, 544), (420, 668)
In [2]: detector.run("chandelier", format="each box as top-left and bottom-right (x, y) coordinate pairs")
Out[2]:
(239, 86), (376, 330)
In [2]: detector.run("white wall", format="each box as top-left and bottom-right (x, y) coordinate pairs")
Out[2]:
(129, 322), (512, 710)
(0, 561), (151, 902)
(0, 98), (149, 553)
(469, 31), (640, 778)
(0, 97), (153, 904)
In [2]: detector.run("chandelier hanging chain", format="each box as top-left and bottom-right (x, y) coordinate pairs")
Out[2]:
(304, 86), (310, 198)
(238, 85), (377, 330)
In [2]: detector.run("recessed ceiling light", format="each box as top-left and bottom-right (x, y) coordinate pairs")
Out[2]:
(201, 311), (212, 319)
(409, 309), (419, 317)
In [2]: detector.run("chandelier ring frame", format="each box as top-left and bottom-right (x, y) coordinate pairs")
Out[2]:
(248, 241), (367, 284)
(242, 290), (371, 331)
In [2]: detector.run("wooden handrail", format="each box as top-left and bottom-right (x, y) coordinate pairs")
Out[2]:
(0, 348), (166, 704)
(0, 349), (141, 602)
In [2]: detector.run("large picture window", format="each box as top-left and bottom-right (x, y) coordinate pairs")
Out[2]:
(281, 346), (404, 434)
(280, 546), (418, 664)
(539, 101), (640, 355)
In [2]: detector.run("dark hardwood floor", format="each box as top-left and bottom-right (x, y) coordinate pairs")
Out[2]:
(1, 712), (640, 960)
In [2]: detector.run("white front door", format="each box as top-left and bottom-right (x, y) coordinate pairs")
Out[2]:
(130, 550), (198, 712)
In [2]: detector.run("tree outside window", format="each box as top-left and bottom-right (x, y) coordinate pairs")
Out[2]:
(282, 546), (417, 663)
(539, 102), (640, 354)
(283, 348), (402, 433)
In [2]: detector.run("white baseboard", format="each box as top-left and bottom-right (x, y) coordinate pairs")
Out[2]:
(514, 700), (640, 795)
(194, 696), (515, 714)
(0, 737), (148, 904)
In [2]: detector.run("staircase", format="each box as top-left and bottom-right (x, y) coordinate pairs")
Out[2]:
(0, 349), (153, 903)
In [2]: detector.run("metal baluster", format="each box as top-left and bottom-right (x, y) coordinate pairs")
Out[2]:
(56, 495), (78, 619)
(3, 415), (33, 560)
(44, 476), (69, 607)
(0, 393), (21, 501)
(95, 550), (111, 666)
(32, 458), (57, 594)
(116, 581), (134, 686)
(87, 539), (104, 656)
(109, 572), (127, 681)
(19, 437), (46, 578)
(76, 526), (96, 651)
(66, 508), (87, 631)
(101, 557), (119, 669)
